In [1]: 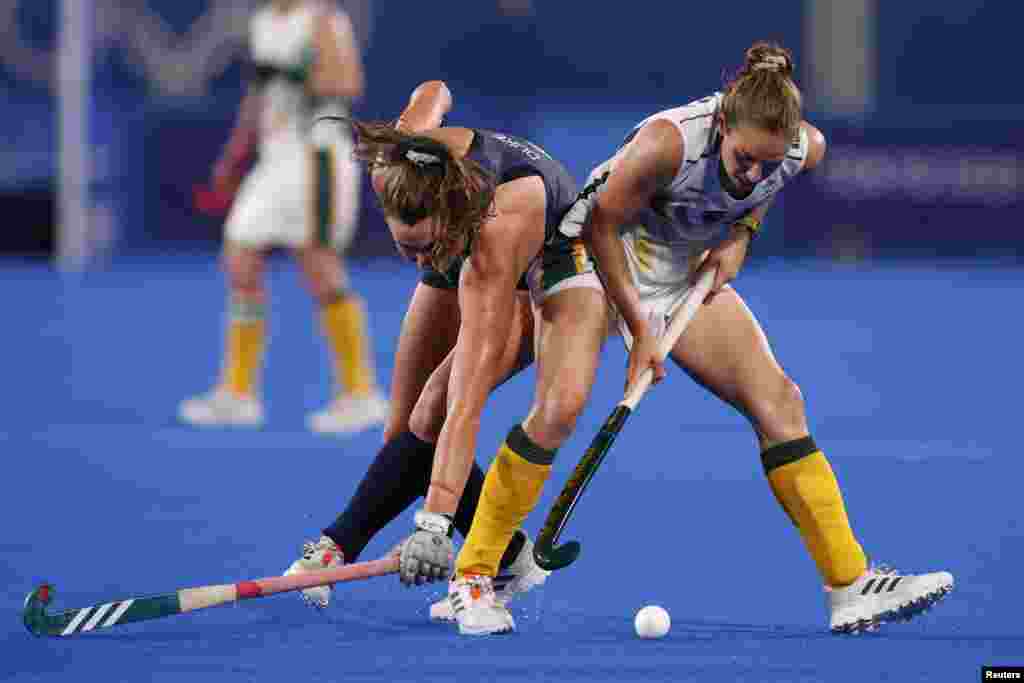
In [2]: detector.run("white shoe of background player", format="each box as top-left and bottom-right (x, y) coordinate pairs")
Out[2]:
(283, 536), (345, 609)
(828, 564), (954, 634)
(178, 387), (264, 427)
(307, 391), (389, 435)
(430, 530), (549, 622)
(448, 573), (515, 636)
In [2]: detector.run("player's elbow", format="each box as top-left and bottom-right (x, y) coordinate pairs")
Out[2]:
(412, 80), (453, 113)
(802, 122), (827, 170)
(416, 80), (451, 98)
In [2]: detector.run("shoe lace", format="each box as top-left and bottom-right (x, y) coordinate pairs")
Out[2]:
(301, 537), (339, 561)
(872, 562), (899, 577)
(462, 575), (496, 603)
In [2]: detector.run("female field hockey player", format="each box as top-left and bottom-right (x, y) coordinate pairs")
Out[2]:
(283, 80), (594, 621)
(179, 0), (388, 434)
(456, 41), (951, 635)
(319, 85), (616, 636)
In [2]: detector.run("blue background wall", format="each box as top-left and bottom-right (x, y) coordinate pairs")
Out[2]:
(0, 1), (1020, 261)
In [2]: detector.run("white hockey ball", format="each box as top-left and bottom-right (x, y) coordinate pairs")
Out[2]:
(634, 604), (671, 639)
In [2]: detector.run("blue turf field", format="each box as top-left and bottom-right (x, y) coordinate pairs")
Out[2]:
(2, 255), (1022, 682)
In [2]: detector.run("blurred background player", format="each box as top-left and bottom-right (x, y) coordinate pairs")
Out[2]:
(179, 0), (388, 434)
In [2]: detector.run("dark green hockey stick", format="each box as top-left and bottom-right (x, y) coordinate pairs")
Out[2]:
(533, 268), (715, 571)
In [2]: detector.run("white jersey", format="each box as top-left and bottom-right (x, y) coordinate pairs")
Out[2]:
(564, 93), (808, 249)
(558, 93), (810, 341)
(626, 93), (808, 245)
(226, 2), (360, 250)
(249, 1), (350, 157)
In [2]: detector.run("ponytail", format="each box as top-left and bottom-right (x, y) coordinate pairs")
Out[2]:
(721, 41), (802, 137)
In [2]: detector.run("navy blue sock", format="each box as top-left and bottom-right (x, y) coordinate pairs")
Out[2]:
(322, 430), (486, 561)
(454, 454), (485, 539)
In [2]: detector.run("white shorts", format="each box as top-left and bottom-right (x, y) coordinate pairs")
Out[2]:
(225, 141), (360, 250)
(616, 226), (708, 349)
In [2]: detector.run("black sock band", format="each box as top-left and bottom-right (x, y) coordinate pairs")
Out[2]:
(506, 423), (557, 465)
(760, 436), (818, 475)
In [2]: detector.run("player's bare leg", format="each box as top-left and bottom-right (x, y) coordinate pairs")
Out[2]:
(288, 289), (543, 613)
(670, 285), (952, 632)
(398, 292), (550, 621)
(386, 283), (462, 443)
(179, 244), (266, 427)
(451, 285), (608, 635)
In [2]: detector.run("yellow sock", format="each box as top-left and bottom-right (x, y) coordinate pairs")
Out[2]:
(320, 292), (374, 397)
(456, 425), (554, 577)
(763, 436), (868, 587)
(222, 296), (265, 397)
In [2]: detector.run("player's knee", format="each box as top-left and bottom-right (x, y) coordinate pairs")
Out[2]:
(533, 385), (588, 445)
(303, 268), (339, 304)
(382, 422), (403, 444)
(223, 253), (263, 296)
(383, 401), (415, 443)
(408, 380), (447, 443)
(300, 249), (346, 303)
(749, 374), (807, 442)
(313, 284), (348, 307)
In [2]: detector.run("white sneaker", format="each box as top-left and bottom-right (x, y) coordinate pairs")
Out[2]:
(283, 536), (345, 609)
(430, 530), (549, 622)
(448, 574), (515, 636)
(307, 391), (389, 435)
(828, 565), (954, 634)
(178, 388), (264, 427)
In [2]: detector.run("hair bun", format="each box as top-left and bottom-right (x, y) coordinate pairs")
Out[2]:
(744, 42), (794, 77)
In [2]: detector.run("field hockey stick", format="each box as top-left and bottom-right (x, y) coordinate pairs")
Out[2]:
(533, 267), (716, 571)
(23, 555), (399, 638)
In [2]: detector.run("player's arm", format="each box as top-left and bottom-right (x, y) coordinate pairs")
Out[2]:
(801, 121), (827, 171)
(212, 72), (264, 193)
(370, 81), (454, 199)
(424, 177), (548, 516)
(582, 119), (683, 339)
(698, 196), (769, 300)
(395, 81), (454, 134)
(309, 8), (364, 100)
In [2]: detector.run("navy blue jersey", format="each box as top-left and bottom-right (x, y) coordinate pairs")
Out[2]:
(466, 130), (578, 242)
(421, 129), (578, 290)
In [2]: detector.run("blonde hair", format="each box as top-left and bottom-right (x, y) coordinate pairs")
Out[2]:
(721, 41), (802, 138)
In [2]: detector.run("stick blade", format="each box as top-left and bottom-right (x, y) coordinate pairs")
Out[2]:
(533, 540), (580, 571)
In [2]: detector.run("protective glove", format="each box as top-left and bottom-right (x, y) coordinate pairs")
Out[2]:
(398, 510), (455, 586)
